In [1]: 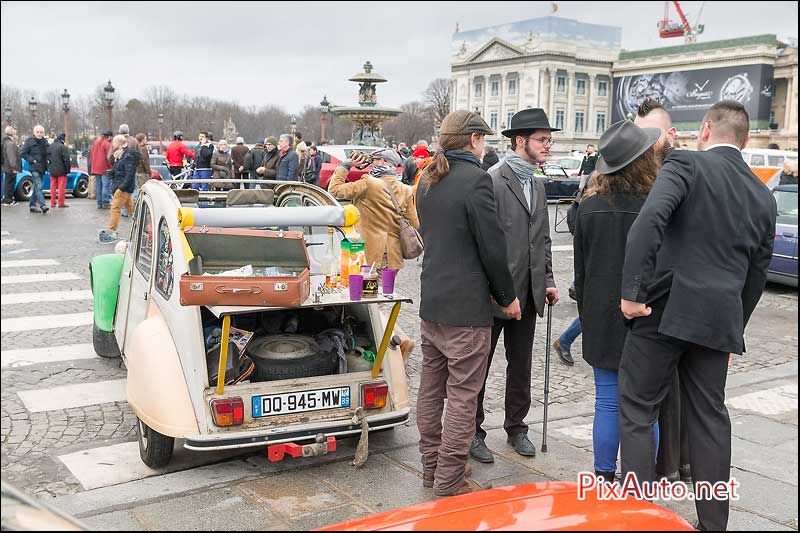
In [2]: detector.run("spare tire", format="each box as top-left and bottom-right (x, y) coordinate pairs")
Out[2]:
(247, 334), (337, 382)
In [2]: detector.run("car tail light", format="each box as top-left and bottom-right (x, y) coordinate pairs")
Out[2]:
(361, 382), (389, 410)
(211, 397), (244, 426)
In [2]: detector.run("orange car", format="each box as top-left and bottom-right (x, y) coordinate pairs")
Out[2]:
(316, 482), (694, 531)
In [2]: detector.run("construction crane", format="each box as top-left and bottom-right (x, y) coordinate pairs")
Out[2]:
(658, 1), (705, 43)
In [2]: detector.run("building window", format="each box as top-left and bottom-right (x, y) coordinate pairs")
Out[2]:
(475, 81), (483, 98)
(491, 80), (499, 97)
(575, 112), (585, 133)
(557, 75), (566, 93)
(507, 110), (515, 127)
(577, 79), (586, 95)
(598, 80), (608, 97)
(596, 112), (606, 133)
(490, 112), (498, 131)
(508, 79), (517, 96)
(555, 109), (565, 130)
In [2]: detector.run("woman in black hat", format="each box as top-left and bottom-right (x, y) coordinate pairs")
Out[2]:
(572, 119), (661, 483)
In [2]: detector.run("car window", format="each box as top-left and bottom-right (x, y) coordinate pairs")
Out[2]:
(750, 154), (765, 166)
(155, 217), (174, 299)
(319, 151), (332, 164)
(768, 155), (785, 167)
(774, 191), (798, 226)
(135, 202), (154, 280)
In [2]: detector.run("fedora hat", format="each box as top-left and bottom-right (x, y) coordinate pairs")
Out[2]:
(595, 120), (661, 175)
(501, 108), (560, 137)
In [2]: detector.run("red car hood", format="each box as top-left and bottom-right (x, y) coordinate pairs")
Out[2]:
(316, 482), (694, 531)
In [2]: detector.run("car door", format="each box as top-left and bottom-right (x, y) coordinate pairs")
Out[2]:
(769, 189), (798, 279)
(115, 197), (156, 354)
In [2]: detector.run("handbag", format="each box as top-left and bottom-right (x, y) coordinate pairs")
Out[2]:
(382, 180), (423, 260)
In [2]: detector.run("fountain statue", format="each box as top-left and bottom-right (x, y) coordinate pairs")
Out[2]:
(330, 61), (402, 147)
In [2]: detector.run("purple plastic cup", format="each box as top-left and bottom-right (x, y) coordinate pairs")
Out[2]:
(381, 268), (398, 295)
(349, 274), (363, 300)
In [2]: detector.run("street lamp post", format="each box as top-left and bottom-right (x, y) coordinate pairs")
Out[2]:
(94, 113), (99, 138)
(320, 95), (330, 144)
(4, 103), (11, 128)
(158, 113), (164, 152)
(290, 115), (297, 138)
(103, 80), (115, 131)
(61, 88), (70, 144)
(28, 96), (38, 126)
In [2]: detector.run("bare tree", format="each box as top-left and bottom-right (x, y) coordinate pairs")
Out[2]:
(423, 78), (451, 125)
(382, 101), (434, 145)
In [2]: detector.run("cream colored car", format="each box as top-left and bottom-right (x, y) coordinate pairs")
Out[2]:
(90, 179), (412, 468)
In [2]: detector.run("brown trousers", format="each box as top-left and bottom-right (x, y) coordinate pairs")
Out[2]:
(109, 190), (134, 231)
(416, 320), (491, 496)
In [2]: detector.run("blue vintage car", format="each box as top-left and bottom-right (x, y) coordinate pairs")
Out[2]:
(767, 184), (798, 287)
(10, 159), (90, 201)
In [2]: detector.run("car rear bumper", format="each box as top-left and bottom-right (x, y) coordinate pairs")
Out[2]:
(183, 407), (410, 451)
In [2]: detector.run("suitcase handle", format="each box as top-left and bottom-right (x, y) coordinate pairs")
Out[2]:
(215, 286), (264, 295)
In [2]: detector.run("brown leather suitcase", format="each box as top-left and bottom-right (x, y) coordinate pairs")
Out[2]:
(179, 226), (311, 307)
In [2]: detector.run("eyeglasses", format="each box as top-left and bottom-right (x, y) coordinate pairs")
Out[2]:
(529, 136), (555, 146)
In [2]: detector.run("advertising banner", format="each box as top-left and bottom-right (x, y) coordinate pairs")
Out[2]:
(612, 64), (775, 129)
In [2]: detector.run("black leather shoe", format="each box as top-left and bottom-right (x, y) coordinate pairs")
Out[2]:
(507, 433), (536, 457)
(469, 436), (495, 463)
(553, 339), (575, 366)
(595, 470), (616, 483)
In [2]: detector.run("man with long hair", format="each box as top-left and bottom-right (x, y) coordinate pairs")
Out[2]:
(415, 110), (520, 497)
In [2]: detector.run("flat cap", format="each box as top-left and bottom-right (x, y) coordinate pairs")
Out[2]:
(439, 110), (494, 136)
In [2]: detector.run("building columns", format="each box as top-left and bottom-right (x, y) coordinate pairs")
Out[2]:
(549, 68), (556, 122)
(566, 70), (574, 134)
(588, 74), (596, 133)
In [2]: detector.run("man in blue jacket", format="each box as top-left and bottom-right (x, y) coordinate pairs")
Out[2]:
(20, 125), (50, 213)
(100, 135), (140, 243)
(275, 134), (299, 181)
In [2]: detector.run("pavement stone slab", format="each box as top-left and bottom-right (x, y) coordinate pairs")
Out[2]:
(236, 470), (353, 519)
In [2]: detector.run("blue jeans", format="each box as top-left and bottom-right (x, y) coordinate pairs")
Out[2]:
(193, 169), (211, 191)
(559, 316), (582, 349)
(29, 172), (46, 208)
(95, 173), (111, 207)
(593, 367), (659, 472)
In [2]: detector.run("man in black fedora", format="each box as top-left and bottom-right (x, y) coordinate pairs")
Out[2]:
(618, 100), (777, 531)
(471, 108), (559, 463)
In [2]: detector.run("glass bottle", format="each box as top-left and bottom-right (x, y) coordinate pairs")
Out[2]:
(323, 227), (339, 288)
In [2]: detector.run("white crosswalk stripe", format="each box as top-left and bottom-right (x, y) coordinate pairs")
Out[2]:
(17, 379), (127, 413)
(2, 343), (97, 368)
(2, 248), (37, 255)
(1, 230), (9, 236)
(1, 290), (93, 305)
(1, 239), (22, 246)
(1, 259), (60, 268)
(1, 312), (93, 332)
(1, 272), (81, 285)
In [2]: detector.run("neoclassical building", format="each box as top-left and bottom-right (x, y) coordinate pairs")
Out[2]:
(451, 17), (799, 153)
(450, 16), (622, 153)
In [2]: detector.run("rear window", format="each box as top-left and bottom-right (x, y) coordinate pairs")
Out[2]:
(768, 155), (785, 167)
(750, 154), (765, 166)
(774, 190), (798, 226)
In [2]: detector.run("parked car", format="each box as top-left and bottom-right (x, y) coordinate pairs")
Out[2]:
(767, 184), (798, 286)
(317, 145), (402, 190)
(13, 159), (89, 201)
(89, 179), (413, 469)
(149, 154), (170, 180)
(554, 156), (583, 177)
(742, 148), (798, 185)
(318, 481), (693, 531)
(537, 163), (580, 200)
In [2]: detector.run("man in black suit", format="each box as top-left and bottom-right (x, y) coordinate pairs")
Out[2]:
(415, 110), (521, 498)
(618, 101), (777, 531)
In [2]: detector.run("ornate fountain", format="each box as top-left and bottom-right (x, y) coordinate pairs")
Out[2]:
(330, 61), (402, 147)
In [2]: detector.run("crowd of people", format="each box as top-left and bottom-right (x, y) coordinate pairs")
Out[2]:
(410, 102), (776, 533)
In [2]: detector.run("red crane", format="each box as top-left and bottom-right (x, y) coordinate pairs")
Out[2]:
(658, 1), (705, 42)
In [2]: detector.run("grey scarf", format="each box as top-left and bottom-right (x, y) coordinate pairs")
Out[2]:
(503, 152), (537, 182)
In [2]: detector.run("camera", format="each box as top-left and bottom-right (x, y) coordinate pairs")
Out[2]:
(350, 151), (371, 170)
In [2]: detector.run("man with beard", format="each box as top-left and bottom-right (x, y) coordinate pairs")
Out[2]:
(632, 99), (689, 485)
(470, 108), (559, 463)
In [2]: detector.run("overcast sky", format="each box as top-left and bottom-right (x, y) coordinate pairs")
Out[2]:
(1, 1), (797, 114)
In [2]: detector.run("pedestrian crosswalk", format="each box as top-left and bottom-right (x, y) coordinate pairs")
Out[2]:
(1, 289), (93, 305)
(1, 272), (82, 285)
(1, 312), (94, 332)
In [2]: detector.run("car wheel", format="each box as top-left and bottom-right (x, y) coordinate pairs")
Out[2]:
(73, 175), (89, 198)
(15, 177), (33, 202)
(247, 334), (338, 381)
(92, 322), (121, 358)
(137, 417), (174, 468)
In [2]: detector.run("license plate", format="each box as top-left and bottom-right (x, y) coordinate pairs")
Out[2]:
(252, 387), (351, 418)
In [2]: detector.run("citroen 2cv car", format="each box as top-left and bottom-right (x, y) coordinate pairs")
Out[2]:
(89, 179), (412, 468)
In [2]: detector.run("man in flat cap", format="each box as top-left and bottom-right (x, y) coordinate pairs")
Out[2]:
(471, 108), (559, 464)
(415, 110), (521, 497)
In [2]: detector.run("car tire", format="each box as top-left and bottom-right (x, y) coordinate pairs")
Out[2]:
(73, 175), (89, 198)
(93, 322), (121, 359)
(15, 177), (33, 202)
(247, 334), (338, 382)
(137, 417), (174, 469)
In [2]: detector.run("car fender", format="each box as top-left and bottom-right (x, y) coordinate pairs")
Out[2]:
(126, 305), (199, 437)
(89, 253), (125, 332)
(67, 169), (88, 188)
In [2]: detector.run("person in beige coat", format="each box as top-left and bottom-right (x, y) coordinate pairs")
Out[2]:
(328, 147), (418, 270)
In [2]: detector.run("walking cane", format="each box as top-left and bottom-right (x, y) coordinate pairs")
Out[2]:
(541, 302), (553, 453)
